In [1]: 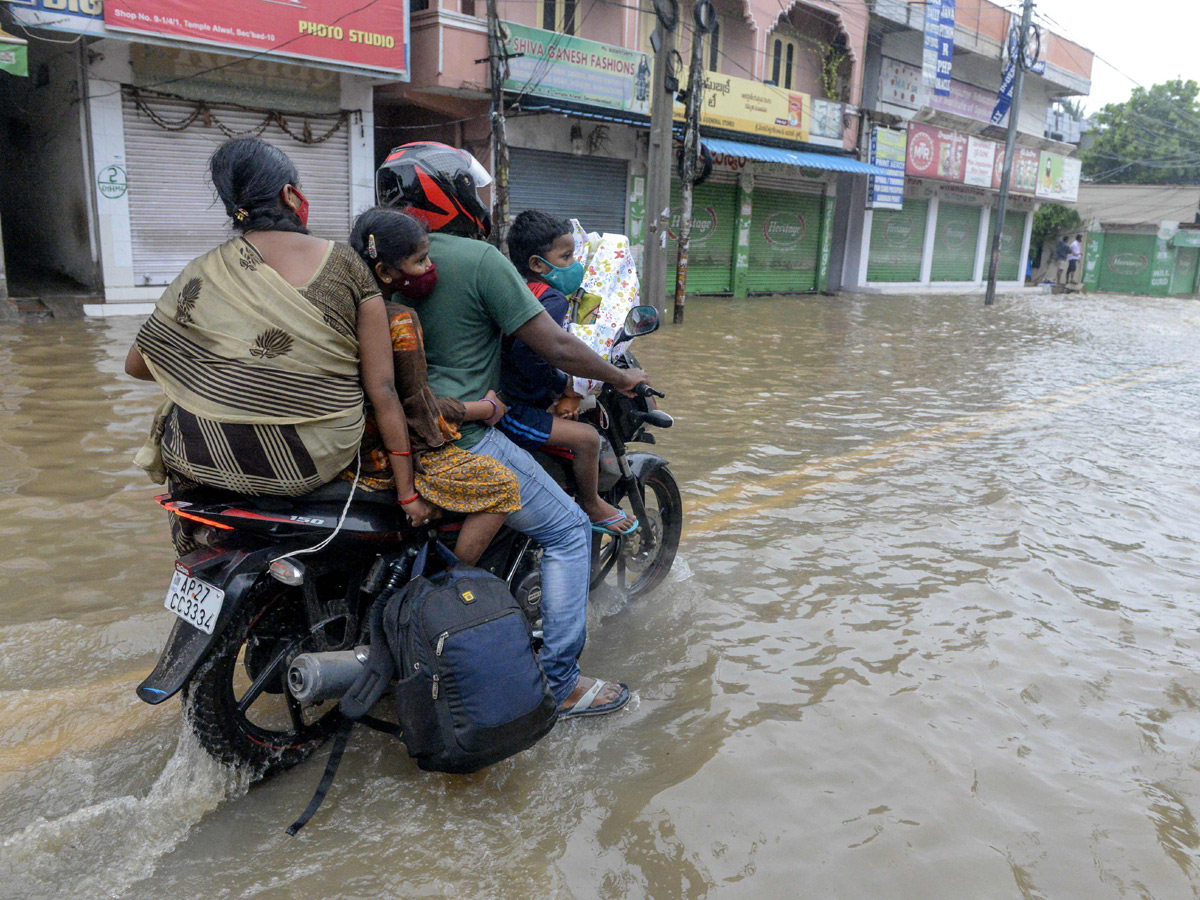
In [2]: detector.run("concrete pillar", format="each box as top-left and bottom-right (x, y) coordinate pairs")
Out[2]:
(858, 208), (874, 286)
(731, 170), (753, 299)
(1018, 208), (1034, 284)
(816, 178), (837, 293)
(973, 206), (991, 283)
(919, 192), (939, 284)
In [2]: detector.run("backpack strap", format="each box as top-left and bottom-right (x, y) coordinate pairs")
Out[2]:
(527, 280), (550, 300)
(286, 718), (353, 835)
(339, 594), (396, 719)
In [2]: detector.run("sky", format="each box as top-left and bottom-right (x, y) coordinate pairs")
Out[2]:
(1031, 0), (1200, 112)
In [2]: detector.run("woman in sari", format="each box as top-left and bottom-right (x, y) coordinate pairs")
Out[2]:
(125, 137), (433, 542)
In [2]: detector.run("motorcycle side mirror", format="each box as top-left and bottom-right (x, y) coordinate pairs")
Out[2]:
(616, 305), (660, 343)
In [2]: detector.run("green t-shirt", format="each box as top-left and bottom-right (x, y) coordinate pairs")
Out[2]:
(420, 232), (545, 448)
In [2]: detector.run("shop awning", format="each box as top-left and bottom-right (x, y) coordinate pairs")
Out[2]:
(703, 137), (892, 176)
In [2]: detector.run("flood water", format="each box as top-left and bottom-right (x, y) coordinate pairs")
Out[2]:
(5, 291), (1200, 898)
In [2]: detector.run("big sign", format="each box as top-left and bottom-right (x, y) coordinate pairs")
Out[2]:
(104, 0), (408, 77)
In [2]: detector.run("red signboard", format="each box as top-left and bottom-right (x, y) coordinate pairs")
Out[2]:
(104, 0), (407, 77)
(992, 146), (1040, 194)
(905, 124), (967, 183)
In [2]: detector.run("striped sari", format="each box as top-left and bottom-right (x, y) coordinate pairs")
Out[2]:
(134, 238), (378, 495)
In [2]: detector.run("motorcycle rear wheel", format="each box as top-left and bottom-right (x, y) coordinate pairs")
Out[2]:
(184, 579), (344, 777)
(591, 465), (682, 598)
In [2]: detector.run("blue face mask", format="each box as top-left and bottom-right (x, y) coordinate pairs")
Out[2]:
(535, 256), (586, 295)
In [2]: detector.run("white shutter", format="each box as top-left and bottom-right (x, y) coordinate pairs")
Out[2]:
(122, 92), (351, 286)
(509, 148), (629, 235)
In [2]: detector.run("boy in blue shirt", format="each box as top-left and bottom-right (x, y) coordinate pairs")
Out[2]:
(499, 210), (638, 536)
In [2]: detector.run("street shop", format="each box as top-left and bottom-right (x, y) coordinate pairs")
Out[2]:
(1082, 226), (1200, 298)
(858, 123), (1075, 288)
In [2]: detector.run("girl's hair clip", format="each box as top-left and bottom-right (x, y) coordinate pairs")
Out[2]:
(367, 233), (378, 259)
(234, 208), (249, 222)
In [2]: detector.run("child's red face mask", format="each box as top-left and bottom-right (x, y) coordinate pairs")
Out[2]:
(397, 261), (438, 300)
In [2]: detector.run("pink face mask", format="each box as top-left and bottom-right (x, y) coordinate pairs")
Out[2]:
(397, 262), (438, 300)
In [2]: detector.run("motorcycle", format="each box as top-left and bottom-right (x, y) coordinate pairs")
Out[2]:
(136, 305), (681, 776)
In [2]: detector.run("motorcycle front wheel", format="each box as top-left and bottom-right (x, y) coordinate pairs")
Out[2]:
(184, 579), (344, 777)
(591, 465), (682, 598)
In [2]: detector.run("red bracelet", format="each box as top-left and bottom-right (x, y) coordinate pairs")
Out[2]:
(398, 492), (419, 505)
(387, 448), (412, 456)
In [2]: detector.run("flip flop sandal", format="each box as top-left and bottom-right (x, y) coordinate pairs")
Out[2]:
(558, 679), (631, 719)
(591, 510), (640, 537)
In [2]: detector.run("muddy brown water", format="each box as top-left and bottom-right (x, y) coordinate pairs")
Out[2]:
(4, 292), (1200, 899)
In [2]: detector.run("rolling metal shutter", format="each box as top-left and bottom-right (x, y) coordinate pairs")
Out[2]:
(667, 175), (738, 294)
(929, 202), (980, 282)
(986, 210), (1025, 282)
(1097, 232), (1157, 294)
(746, 188), (822, 293)
(123, 92), (351, 287)
(1170, 247), (1199, 295)
(508, 148), (629, 235)
(867, 200), (928, 282)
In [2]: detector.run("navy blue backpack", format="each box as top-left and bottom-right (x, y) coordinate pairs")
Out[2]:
(289, 541), (557, 833)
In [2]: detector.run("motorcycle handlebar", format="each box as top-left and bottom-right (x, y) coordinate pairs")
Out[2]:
(634, 383), (665, 399)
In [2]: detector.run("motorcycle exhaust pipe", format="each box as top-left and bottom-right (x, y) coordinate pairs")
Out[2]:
(287, 646), (369, 704)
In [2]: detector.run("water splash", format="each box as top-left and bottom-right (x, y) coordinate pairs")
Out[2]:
(0, 724), (250, 900)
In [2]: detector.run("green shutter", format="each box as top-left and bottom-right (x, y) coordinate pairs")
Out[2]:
(1169, 247), (1198, 295)
(1098, 233), (1157, 294)
(667, 180), (738, 294)
(985, 210), (1024, 281)
(867, 200), (928, 282)
(745, 189), (822, 293)
(929, 203), (980, 282)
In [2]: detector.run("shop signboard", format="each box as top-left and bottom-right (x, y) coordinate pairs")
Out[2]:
(676, 73), (810, 144)
(104, 0), (409, 78)
(868, 126), (906, 210)
(921, 0), (955, 96)
(881, 58), (996, 123)
(993, 146), (1040, 194)
(963, 136), (995, 187)
(1172, 231), (1200, 248)
(808, 98), (845, 148)
(502, 22), (651, 116)
(905, 123), (966, 183)
(0, 28), (27, 77)
(1034, 152), (1081, 202)
(7, 0), (107, 37)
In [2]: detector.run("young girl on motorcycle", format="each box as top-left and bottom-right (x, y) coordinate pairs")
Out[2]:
(348, 208), (520, 565)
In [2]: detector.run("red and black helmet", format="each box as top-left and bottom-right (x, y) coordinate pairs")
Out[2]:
(376, 142), (493, 239)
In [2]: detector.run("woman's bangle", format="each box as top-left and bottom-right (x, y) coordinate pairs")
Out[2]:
(398, 492), (419, 505)
(387, 448), (412, 456)
(482, 397), (498, 420)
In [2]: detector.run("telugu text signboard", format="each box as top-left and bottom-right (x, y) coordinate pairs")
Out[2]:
(993, 146), (1040, 194)
(104, 0), (408, 78)
(963, 136), (995, 187)
(676, 72), (810, 144)
(501, 22), (651, 116)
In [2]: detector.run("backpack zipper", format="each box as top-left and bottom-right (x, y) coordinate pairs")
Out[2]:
(435, 631), (449, 656)
(431, 673), (440, 700)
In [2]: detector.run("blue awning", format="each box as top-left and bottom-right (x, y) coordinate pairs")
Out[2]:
(703, 137), (892, 177)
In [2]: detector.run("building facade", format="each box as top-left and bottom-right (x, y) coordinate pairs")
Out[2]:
(834, 0), (1094, 293)
(0, 0), (400, 310)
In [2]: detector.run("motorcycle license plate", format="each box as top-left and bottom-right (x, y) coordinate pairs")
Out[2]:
(164, 568), (224, 634)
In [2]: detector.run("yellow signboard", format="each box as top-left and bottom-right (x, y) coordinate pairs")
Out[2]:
(675, 72), (810, 144)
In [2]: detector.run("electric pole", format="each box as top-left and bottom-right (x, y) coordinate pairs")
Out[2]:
(642, 6), (679, 317)
(985, 0), (1035, 306)
(486, 0), (511, 251)
(672, 5), (714, 325)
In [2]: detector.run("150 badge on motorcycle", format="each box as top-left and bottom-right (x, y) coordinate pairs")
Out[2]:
(164, 567), (225, 634)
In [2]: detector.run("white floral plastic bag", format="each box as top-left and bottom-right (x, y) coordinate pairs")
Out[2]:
(566, 218), (640, 396)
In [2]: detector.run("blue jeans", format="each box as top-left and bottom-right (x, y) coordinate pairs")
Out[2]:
(471, 428), (591, 703)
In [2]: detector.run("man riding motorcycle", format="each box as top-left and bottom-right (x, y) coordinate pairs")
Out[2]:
(375, 142), (651, 717)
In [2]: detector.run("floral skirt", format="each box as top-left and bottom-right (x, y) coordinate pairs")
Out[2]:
(351, 444), (520, 516)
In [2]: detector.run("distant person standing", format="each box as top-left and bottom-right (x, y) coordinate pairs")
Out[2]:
(1067, 234), (1083, 284)
(1053, 236), (1070, 284)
